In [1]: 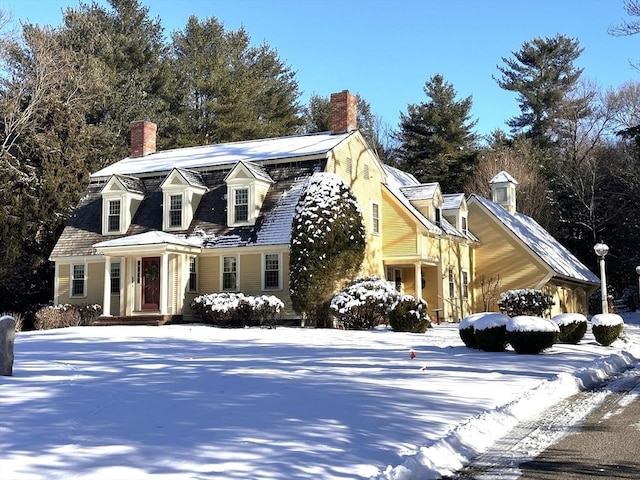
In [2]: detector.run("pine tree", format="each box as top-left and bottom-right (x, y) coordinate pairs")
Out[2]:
(289, 173), (366, 326)
(495, 34), (588, 148)
(169, 15), (302, 146)
(396, 75), (478, 192)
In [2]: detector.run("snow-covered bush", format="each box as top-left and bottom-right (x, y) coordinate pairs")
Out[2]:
(388, 296), (430, 333)
(591, 313), (624, 346)
(458, 313), (491, 349)
(552, 313), (587, 344)
(190, 293), (284, 328)
(498, 289), (554, 317)
(507, 316), (560, 354)
(289, 173), (366, 326)
(473, 313), (509, 352)
(34, 304), (82, 330)
(243, 295), (285, 328)
(330, 276), (401, 330)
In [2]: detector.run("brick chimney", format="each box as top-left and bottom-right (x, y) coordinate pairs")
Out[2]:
(330, 90), (357, 134)
(130, 120), (157, 158)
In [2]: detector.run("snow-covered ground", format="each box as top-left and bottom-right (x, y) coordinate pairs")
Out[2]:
(1, 312), (639, 480)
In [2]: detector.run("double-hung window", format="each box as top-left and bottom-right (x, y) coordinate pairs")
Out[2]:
(264, 254), (280, 289)
(448, 266), (455, 299)
(110, 262), (121, 295)
(223, 256), (237, 291)
(71, 264), (86, 297)
(462, 270), (469, 299)
(371, 202), (380, 235)
(188, 257), (198, 292)
(108, 200), (121, 233)
(234, 188), (249, 223)
(169, 194), (183, 228)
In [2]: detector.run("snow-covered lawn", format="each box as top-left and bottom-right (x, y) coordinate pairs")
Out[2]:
(1, 313), (639, 480)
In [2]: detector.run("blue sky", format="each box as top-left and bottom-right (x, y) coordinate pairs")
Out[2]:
(1, 0), (638, 137)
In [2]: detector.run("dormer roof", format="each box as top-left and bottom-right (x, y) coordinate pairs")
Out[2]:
(400, 183), (439, 201)
(101, 175), (145, 195)
(225, 160), (274, 183)
(160, 168), (207, 190)
(442, 193), (465, 210)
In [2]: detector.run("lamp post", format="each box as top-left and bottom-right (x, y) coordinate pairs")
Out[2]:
(636, 266), (640, 309)
(594, 243), (609, 314)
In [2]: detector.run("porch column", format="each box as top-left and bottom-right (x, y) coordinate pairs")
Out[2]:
(160, 252), (169, 315)
(414, 263), (423, 301)
(102, 256), (111, 317)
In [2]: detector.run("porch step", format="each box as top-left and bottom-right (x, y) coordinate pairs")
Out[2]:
(92, 315), (184, 326)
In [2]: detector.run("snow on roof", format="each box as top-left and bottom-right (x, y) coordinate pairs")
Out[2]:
(93, 231), (201, 249)
(255, 178), (306, 245)
(400, 183), (439, 201)
(382, 164), (420, 189)
(490, 171), (519, 185)
(91, 132), (351, 178)
(442, 193), (465, 210)
(383, 183), (442, 235)
(241, 161), (274, 183)
(176, 168), (206, 188)
(115, 175), (145, 194)
(471, 194), (599, 284)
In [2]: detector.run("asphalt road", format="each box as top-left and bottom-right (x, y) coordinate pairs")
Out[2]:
(519, 393), (640, 479)
(445, 366), (640, 480)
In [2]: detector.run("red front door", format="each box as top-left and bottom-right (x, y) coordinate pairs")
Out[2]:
(142, 257), (160, 310)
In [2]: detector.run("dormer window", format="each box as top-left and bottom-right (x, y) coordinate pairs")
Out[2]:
(169, 194), (183, 228)
(234, 188), (249, 222)
(161, 168), (207, 232)
(225, 161), (273, 227)
(101, 175), (145, 235)
(108, 199), (121, 232)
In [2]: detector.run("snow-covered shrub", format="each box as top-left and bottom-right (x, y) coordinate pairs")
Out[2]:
(498, 289), (555, 317)
(76, 304), (103, 325)
(34, 304), (82, 330)
(190, 293), (284, 328)
(552, 313), (587, 344)
(330, 276), (401, 330)
(458, 313), (491, 349)
(473, 313), (509, 352)
(591, 313), (624, 346)
(388, 296), (431, 333)
(289, 173), (366, 326)
(243, 295), (285, 328)
(191, 293), (250, 327)
(507, 316), (560, 354)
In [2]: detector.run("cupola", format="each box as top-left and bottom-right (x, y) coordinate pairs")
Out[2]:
(490, 171), (518, 215)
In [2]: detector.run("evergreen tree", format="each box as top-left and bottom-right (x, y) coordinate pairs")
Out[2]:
(396, 74), (478, 192)
(495, 34), (588, 148)
(58, 0), (172, 157)
(289, 173), (366, 326)
(169, 15), (302, 146)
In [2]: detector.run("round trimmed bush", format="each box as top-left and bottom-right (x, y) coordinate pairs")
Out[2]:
(552, 313), (587, 344)
(507, 316), (560, 354)
(388, 296), (431, 333)
(591, 313), (624, 346)
(459, 313), (490, 349)
(473, 313), (509, 352)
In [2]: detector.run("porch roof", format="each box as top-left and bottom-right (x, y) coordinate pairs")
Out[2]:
(94, 231), (202, 249)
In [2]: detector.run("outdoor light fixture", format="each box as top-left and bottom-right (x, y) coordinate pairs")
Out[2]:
(636, 266), (640, 305)
(594, 242), (609, 314)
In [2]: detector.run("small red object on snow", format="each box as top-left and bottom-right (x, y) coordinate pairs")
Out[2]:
(409, 350), (416, 359)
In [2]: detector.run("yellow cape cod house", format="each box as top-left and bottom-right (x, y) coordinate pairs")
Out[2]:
(49, 90), (599, 324)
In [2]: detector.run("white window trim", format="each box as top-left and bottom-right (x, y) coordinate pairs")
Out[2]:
(162, 191), (185, 231)
(462, 269), (469, 299)
(262, 252), (282, 291)
(222, 255), (239, 291)
(188, 256), (198, 293)
(371, 201), (380, 235)
(110, 261), (121, 296)
(233, 187), (250, 224)
(101, 194), (126, 235)
(71, 263), (87, 298)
